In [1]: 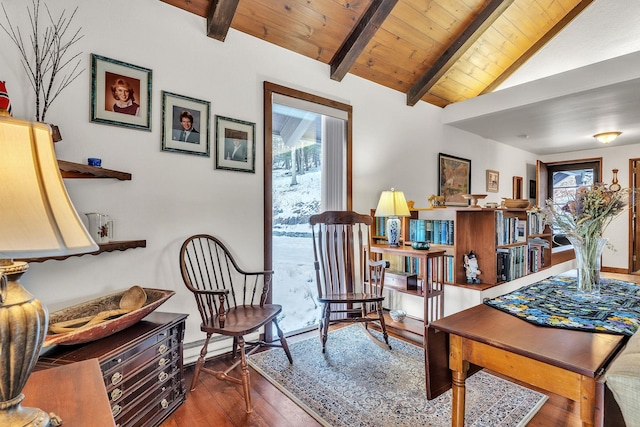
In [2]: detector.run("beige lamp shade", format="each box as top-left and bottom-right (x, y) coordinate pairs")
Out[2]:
(0, 115), (98, 258)
(374, 188), (411, 217)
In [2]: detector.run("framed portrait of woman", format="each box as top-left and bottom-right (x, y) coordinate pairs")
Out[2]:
(90, 54), (152, 130)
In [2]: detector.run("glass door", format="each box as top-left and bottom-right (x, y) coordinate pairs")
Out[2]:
(264, 83), (352, 336)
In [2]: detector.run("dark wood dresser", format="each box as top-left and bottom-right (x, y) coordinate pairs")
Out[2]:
(38, 312), (188, 427)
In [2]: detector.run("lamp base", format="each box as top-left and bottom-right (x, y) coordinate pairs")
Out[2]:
(386, 216), (402, 246)
(0, 262), (51, 427)
(0, 395), (51, 427)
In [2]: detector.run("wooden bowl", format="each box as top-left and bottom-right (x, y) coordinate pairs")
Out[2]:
(44, 287), (175, 346)
(503, 198), (530, 209)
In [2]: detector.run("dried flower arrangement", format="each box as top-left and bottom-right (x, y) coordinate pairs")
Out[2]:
(541, 184), (630, 243)
(540, 184), (632, 293)
(0, 0), (83, 122)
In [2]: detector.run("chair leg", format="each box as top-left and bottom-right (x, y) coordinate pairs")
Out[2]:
(191, 333), (212, 391)
(274, 319), (293, 364)
(320, 303), (330, 353)
(232, 336), (238, 359)
(237, 336), (252, 413)
(377, 302), (392, 350)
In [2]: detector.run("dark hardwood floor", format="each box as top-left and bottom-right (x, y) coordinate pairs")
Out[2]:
(161, 329), (583, 427)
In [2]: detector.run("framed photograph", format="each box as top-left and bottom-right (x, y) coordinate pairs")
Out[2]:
(161, 91), (210, 156)
(486, 169), (499, 192)
(90, 54), (152, 130)
(529, 179), (537, 199)
(438, 153), (471, 206)
(215, 115), (256, 173)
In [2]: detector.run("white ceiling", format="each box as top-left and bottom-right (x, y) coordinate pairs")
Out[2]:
(443, 0), (640, 156)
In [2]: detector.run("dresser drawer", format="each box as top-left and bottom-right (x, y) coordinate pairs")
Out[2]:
(38, 312), (187, 427)
(113, 369), (182, 427)
(102, 334), (178, 389)
(101, 327), (178, 374)
(106, 351), (180, 405)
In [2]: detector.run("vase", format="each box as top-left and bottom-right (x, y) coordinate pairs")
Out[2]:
(86, 212), (110, 244)
(568, 236), (607, 293)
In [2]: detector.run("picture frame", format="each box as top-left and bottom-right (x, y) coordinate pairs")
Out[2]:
(529, 179), (537, 200)
(438, 153), (471, 206)
(512, 176), (523, 199)
(215, 115), (256, 173)
(486, 169), (499, 192)
(90, 54), (152, 130)
(161, 91), (210, 157)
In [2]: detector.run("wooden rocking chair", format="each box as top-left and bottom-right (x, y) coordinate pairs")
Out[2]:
(179, 234), (293, 413)
(310, 211), (391, 352)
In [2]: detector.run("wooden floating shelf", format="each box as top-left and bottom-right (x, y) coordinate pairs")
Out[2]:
(20, 240), (147, 263)
(58, 160), (132, 181)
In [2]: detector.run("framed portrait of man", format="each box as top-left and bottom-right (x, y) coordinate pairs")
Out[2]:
(215, 115), (256, 173)
(161, 91), (210, 157)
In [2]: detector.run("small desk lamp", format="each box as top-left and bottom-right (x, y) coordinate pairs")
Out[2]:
(374, 188), (411, 246)
(0, 112), (98, 426)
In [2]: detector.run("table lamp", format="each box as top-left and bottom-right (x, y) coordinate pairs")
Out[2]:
(374, 188), (411, 246)
(0, 111), (98, 426)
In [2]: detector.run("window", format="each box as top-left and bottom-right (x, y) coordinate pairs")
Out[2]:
(538, 159), (602, 247)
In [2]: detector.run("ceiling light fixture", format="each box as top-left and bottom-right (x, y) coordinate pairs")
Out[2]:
(593, 132), (621, 144)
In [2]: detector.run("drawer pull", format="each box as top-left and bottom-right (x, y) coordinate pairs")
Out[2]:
(110, 388), (122, 401)
(111, 372), (123, 385)
(158, 344), (168, 355)
(112, 404), (122, 417)
(161, 399), (169, 409)
(158, 371), (169, 382)
(159, 357), (170, 367)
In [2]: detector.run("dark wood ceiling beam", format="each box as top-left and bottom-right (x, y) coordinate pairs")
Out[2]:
(330, 0), (398, 82)
(406, 0), (515, 107)
(206, 0), (240, 42)
(481, 0), (595, 95)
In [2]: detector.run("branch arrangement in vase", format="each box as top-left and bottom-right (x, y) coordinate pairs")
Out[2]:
(0, 0), (84, 122)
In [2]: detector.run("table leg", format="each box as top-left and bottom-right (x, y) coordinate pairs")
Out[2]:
(580, 376), (596, 427)
(449, 334), (467, 427)
(451, 370), (466, 427)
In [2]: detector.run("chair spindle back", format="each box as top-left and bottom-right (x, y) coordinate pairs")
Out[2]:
(180, 234), (270, 326)
(310, 211), (373, 298)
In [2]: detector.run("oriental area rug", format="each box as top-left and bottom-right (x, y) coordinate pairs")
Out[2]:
(248, 325), (547, 427)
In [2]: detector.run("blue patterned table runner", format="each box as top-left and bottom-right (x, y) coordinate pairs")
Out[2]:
(484, 275), (640, 336)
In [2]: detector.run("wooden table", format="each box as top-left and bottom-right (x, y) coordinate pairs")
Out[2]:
(430, 272), (637, 427)
(23, 358), (115, 426)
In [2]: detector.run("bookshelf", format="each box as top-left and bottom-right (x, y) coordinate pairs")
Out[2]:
(373, 207), (552, 288)
(454, 208), (551, 286)
(367, 243), (446, 324)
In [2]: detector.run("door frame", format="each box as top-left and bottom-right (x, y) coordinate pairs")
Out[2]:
(629, 158), (640, 274)
(262, 81), (353, 339)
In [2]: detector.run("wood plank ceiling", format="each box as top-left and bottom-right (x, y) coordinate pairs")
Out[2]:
(160, 0), (594, 107)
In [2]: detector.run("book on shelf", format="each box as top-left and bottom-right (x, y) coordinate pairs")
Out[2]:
(496, 244), (529, 282)
(495, 211), (523, 245)
(527, 236), (550, 272)
(408, 219), (454, 245)
(444, 254), (454, 283)
(527, 211), (547, 235)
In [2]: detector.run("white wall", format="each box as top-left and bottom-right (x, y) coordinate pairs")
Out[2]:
(0, 0), (537, 348)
